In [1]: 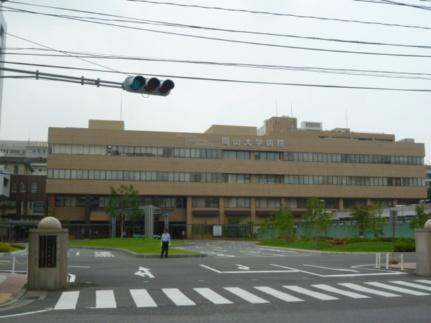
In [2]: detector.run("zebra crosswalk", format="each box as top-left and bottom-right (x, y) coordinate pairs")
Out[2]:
(52, 279), (431, 311)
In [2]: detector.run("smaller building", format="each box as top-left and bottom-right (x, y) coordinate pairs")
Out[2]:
(0, 157), (47, 241)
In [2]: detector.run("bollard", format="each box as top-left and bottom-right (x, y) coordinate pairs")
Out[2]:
(375, 253), (381, 269)
(401, 254), (404, 271)
(385, 253), (390, 269)
(11, 255), (15, 274)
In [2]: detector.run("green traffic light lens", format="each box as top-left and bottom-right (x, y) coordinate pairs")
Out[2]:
(131, 76), (146, 90)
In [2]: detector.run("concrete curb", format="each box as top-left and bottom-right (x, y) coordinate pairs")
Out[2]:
(71, 246), (207, 258)
(0, 287), (26, 309)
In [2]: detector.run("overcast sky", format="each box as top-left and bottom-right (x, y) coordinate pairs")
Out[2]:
(0, 0), (430, 162)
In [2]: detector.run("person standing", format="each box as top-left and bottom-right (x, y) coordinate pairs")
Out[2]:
(160, 229), (171, 258)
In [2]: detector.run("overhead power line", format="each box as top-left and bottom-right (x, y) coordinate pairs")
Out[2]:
(3, 11), (431, 59)
(124, 0), (431, 29)
(3, 53), (431, 81)
(354, 0), (431, 11)
(2, 66), (431, 92)
(3, 5), (431, 50)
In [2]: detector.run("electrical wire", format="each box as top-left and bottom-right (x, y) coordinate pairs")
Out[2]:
(3, 5), (431, 50)
(3, 66), (431, 92)
(3, 10), (431, 59)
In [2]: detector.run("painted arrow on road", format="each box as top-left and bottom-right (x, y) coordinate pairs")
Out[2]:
(134, 266), (155, 279)
(235, 264), (250, 270)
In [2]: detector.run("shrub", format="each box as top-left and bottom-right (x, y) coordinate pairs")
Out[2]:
(0, 243), (13, 252)
(393, 240), (415, 252)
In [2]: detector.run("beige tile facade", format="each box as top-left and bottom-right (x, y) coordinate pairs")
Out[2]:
(46, 117), (427, 237)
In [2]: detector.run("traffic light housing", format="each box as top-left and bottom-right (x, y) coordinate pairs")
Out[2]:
(122, 76), (175, 96)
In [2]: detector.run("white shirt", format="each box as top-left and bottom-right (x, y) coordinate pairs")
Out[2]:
(161, 233), (171, 243)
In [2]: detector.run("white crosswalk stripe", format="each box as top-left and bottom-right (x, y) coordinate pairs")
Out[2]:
(162, 288), (196, 306)
(254, 286), (303, 302)
(389, 281), (431, 292)
(194, 288), (233, 304)
(283, 285), (338, 300)
(365, 282), (430, 296)
(52, 280), (431, 311)
(95, 290), (116, 308)
(224, 287), (269, 304)
(312, 284), (370, 299)
(338, 283), (400, 297)
(54, 291), (79, 310)
(415, 280), (431, 285)
(130, 289), (158, 308)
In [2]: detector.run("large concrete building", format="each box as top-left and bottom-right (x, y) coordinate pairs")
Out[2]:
(46, 117), (427, 238)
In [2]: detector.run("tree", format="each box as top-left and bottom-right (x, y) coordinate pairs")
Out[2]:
(106, 185), (144, 238)
(410, 204), (431, 229)
(302, 198), (332, 238)
(272, 207), (295, 240)
(352, 203), (385, 238)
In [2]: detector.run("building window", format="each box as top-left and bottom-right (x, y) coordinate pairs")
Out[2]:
(225, 198), (251, 208)
(19, 182), (26, 193)
(31, 182), (38, 193)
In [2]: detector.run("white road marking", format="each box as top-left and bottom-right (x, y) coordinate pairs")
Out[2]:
(75, 252), (80, 256)
(235, 264), (250, 270)
(389, 281), (431, 292)
(0, 308), (53, 318)
(134, 266), (155, 279)
(365, 282), (430, 296)
(130, 289), (158, 308)
(194, 288), (233, 304)
(55, 291), (80, 310)
(95, 251), (115, 258)
(270, 264), (406, 278)
(283, 285), (338, 300)
(312, 284), (370, 299)
(67, 273), (76, 283)
(338, 283), (400, 297)
(415, 280), (431, 285)
(200, 264), (223, 273)
(224, 287), (269, 304)
(199, 264), (299, 274)
(254, 286), (303, 302)
(69, 265), (91, 269)
(162, 288), (196, 306)
(303, 264), (359, 273)
(95, 290), (117, 308)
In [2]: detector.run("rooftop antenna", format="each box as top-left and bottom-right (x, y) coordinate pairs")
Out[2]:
(275, 99), (278, 116)
(345, 108), (349, 128)
(290, 104), (294, 117)
(120, 92), (123, 121)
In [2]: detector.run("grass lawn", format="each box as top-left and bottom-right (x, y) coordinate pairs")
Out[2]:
(258, 239), (411, 252)
(0, 242), (25, 253)
(69, 238), (198, 255)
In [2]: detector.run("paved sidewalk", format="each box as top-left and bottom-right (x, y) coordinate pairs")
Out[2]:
(0, 273), (27, 306)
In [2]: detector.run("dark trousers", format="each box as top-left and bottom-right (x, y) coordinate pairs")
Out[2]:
(161, 241), (169, 258)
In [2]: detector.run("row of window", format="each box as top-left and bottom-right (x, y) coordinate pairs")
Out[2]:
(47, 168), (425, 187)
(49, 144), (424, 165)
(52, 196), (412, 210)
(11, 182), (40, 194)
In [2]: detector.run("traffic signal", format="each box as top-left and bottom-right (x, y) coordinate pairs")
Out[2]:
(122, 76), (175, 96)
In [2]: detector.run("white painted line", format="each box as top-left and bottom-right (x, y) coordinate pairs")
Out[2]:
(130, 289), (158, 308)
(95, 290), (117, 308)
(54, 291), (80, 310)
(223, 270), (299, 274)
(312, 284), (370, 299)
(134, 266), (155, 279)
(235, 264), (250, 270)
(95, 251), (115, 258)
(69, 265), (91, 269)
(0, 308), (53, 318)
(270, 264), (405, 278)
(76, 252), (80, 256)
(303, 264), (359, 273)
(162, 288), (196, 306)
(283, 285), (338, 300)
(67, 273), (76, 283)
(389, 280), (431, 292)
(338, 283), (400, 297)
(199, 264), (222, 274)
(194, 288), (233, 304)
(224, 287), (269, 304)
(415, 280), (431, 285)
(365, 282), (430, 296)
(254, 286), (303, 302)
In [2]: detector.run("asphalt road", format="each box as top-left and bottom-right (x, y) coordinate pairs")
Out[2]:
(0, 240), (430, 323)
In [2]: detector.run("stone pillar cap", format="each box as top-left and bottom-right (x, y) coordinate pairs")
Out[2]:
(425, 219), (431, 229)
(38, 216), (62, 230)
